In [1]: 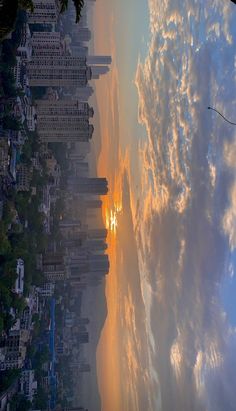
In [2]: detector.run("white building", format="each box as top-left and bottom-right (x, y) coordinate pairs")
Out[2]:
(13, 259), (24, 295)
(26, 105), (36, 131)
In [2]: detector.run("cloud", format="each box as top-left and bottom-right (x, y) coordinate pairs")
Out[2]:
(132, 0), (236, 410)
(222, 139), (236, 250)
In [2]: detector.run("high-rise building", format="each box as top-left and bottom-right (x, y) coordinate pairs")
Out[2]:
(71, 162), (89, 177)
(77, 28), (91, 42)
(59, 219), (82, 229)
(71, 45), (88, 57)
(28, 0), (59, 24)
(91, 65), (110, 79)
(28, 56), (91, 87)
(31, 32), (62, 57)
(68, 252), (109, 276)
(77, 318), (89, 325)
(35, 100), (94, 117)
(87, 55), (112, 65)
(86, 239), (107, 251)
(89, 254), (109, 274)
(87, 228), (108, 239)
(76, 86), (94, 101)
(35, 99), (94, 142)
(63, 407), (88, 411)
(37, 123), (94, 143)
(68, 177), (108, 195)
(78, 331), (89, 344)
(42, 253), (67, 282)
(84, 199), (102, 209)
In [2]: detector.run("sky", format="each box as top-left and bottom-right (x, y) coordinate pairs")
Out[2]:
(92, 1), (236, 410)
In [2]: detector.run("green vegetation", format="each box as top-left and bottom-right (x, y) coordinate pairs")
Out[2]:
(10, 393), (32, 411)
(60, 0), (85, 23)
(0, 370), (20, 394)
(0, 0), (84, 43)
(33, 386), (48, 409)
(0, 0), (33, 42)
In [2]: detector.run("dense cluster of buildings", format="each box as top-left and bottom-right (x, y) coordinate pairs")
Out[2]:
(0, 0), (111, 410)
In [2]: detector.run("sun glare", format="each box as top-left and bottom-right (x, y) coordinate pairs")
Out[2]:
(105, 203), (122, 234)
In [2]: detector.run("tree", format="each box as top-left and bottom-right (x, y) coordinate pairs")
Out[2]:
(12, 295), (26, 314)
(2, 40), (17, 66)
(19, 0), (34, 12)
(10, 393), (32, 411)
(2, 115), (21, 131)
(3, 200), (14, 227)
(59, 0), (85, 23)
(0, 222), (11, 256)
(0, 315), (4, 334)
(33, 387), (48, 409)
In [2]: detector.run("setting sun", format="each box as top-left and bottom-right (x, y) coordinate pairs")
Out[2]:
(105, 203), (122, 234)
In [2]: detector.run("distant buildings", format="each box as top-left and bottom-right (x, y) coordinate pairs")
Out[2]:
(42, 253), (67, 282)
(37, 282), (55, 297)
(87, 55), (112, 65)
(16, 164), (31, 192)
(20, 369), (38, 402)
(68, 177), (109, 195)
(0, 326), (30, 370)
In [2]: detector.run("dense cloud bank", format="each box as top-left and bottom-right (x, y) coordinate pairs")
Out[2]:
(130, 0), (236, 409)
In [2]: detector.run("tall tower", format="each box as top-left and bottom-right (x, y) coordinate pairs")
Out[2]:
(76, 86), (94, 102)
(28, 56), (91, 87)
(35, 100), (94, 142)
(87, 229), (108, 239)
(28, 0), (59, 24)
(68, 177), (108, 195)
(63, 407), (88, 411)
(77, 28), (92, 42)
(84, 199), (102, 209)
(31, 32), (62, 56)
(91, 65), (110, 79)
(87, 55), (112, 65)
(42, 253), (67, 282)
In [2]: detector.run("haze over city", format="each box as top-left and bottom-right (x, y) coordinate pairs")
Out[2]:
(1, 1), (236, 411)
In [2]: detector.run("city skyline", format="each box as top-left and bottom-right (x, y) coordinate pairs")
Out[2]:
(1, 0), (236, 411)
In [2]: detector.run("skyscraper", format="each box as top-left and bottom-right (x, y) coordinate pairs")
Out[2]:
(28, 0), (59, 24)
(42, 253), (67, 282)
(68, 177), (108, 195)
(86, 239), (107, 252)
(76, 86), (94, 102)
(91, 65), (110, 79)
(87, 55), (112, 65)
(35, 99), (94, 142)
(37, 122), (94, 143)
(89, 254), (109, 274)
(87, 228), (108, 239)
(71, 45), (88, 57)
(77, 28), (91, 42)
(31, 32), (62, 56)
(63, 407), (88, 411)
(35, 100), (93, 118)
(84, 199), (102, 209)
(28, 56), (91, 87)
